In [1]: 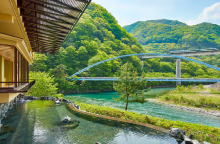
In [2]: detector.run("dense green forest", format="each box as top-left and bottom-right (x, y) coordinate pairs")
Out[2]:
(123, 20), (220, 67)
(30, 3), (220, 93)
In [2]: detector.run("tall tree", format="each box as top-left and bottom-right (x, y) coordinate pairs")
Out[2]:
(113, 63), (149, 110)
(26, 72), (62, 97)
(49, 64), (76, 93)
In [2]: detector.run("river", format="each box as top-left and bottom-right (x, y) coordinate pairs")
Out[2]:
(65, 88), (220, 128)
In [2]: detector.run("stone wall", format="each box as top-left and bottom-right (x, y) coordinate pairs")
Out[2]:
(0, 94), (20, 127)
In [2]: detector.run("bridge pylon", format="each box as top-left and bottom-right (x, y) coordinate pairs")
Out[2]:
(176, 59), (181, 85)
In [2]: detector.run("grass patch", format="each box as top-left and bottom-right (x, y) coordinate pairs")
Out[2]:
(210, 88), (220, 95)
(158, 86), (220, 110)
(74, 102), (220, 144)
(144, 88), (175, 99)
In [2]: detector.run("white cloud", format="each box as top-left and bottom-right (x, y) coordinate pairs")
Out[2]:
(187, 2), (220, 25)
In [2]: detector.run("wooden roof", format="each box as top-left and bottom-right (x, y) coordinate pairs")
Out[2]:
(17, 0), (91, 54)
(0, 45), (13, 62)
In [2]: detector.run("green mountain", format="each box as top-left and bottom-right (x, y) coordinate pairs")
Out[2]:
(124, 19), (187, 34)
(123, 19), (220, 53)
(192, 22), (220, 37)
(30, 3), (149, 92)
(30, 4), (220, 93)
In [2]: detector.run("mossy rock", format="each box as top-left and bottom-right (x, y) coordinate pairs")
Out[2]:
(0, 133), (10, 140)
(54, 120), (80, 130)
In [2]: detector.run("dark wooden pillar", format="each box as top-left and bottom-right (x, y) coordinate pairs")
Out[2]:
(23, 58), (27, 82)
(14, 47), (17, 87)
(27, 61), (29, 82)
(18, 52), (20, 86)
(21, 56), (23, 84)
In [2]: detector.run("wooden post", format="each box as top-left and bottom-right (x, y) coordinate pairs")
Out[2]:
(27, 61), (29, 82)
(14, 47), (17, 87)
(0, 56), (2, 87)
(18, 52), (20, 86)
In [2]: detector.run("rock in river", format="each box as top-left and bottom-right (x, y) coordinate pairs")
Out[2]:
(55, 101), (60, 104)
(169, 128), (185, 140)
(62, 116), (71, 123)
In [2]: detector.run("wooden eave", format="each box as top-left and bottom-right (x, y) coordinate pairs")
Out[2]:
(17, 0), (91, 54)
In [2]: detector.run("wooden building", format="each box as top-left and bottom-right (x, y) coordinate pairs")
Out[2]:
(0, 0), (91, 103)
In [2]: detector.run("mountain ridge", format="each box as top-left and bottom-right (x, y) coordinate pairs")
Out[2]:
(123, 19), (220, 53)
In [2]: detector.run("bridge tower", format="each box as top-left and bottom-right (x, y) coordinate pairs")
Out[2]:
(176, 59), (181, 85)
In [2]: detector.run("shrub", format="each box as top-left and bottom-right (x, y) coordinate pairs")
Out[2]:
(173, 96), (179, 104)
(195, 102), (202, 107)
(199, 98), (207, 107)
(198, 84), (203, 89)
(164, 95), (171, 101)
(180, 96), (186, 103)
(217, 104), (220, 110)
(186, 99), (194, 105)
(187, 85), (193, 89)
(177, 85), (185, 92)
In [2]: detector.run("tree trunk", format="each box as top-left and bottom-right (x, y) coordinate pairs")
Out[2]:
(125, 93), (129, 110)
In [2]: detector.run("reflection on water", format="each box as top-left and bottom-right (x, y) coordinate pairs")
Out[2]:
(0, 100), (177, 144)
(65, 88), (220, 128)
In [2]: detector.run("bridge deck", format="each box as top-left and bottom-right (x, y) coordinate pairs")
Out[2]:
(138, 51), (220, 59)
(74, 77), (220, 82)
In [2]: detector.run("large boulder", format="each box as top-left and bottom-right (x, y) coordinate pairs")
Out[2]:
(169, 128), (185, 140)
(62, 116), (71, 123)
(55, 101), (60, 104)
(75, 105), (80, 109)
(0, 133), (10, 140)
(184, 135), (193, 144)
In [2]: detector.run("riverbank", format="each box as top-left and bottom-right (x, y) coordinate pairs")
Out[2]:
(150, 85), (220, 117)
(65, 90), (220, 128)
(71, 102), (220, 144)
(148, 99), (220, 117)
(62, 85), (175, 94)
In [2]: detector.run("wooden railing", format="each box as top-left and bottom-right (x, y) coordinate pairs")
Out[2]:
(0, 80), (35, 93)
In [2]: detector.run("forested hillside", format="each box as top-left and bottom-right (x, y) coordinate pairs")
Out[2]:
(124, 20), (220, 53)
(30, 3), (220, 93)
(124, 19), (220, 67)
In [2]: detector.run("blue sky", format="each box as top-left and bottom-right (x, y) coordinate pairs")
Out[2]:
(92, 0), (220, 26)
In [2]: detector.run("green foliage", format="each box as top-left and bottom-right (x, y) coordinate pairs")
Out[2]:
(176, 85), (185, 92)
(26, 72), (62, 97)
(124, 19), (220, 71)
(29, 54), (48, 72)
(49, 64), (76, 93)
(30, 3), (148, 93)
(198, 84), (204, 89)
(187, 85), (193, 90)
(74, 102), (220, 144)
(113, 63), (148, 110)
(162, 95), (220, 110)
(30, 3), (220, 93)
(124, 20), (220, 52)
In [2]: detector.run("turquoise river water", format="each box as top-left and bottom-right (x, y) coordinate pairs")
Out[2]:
(65, 88), (220, 128)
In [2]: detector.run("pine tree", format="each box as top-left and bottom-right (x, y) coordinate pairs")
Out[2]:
(113, 63), (149, 110)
